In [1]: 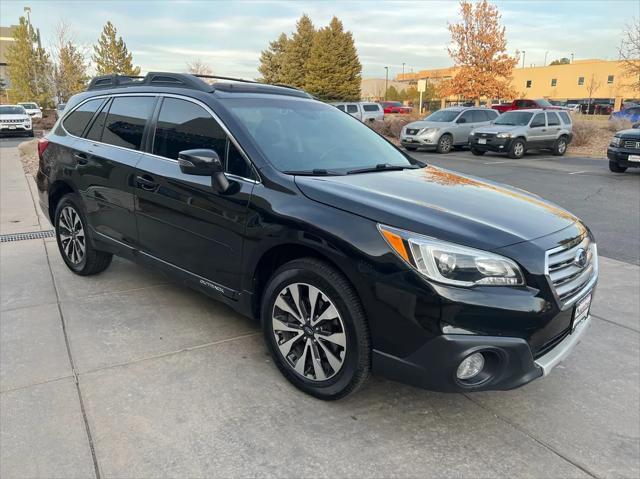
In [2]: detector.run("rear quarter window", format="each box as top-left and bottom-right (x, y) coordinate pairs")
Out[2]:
(558, 111), (572, 124)
(62, 99), (104, 137)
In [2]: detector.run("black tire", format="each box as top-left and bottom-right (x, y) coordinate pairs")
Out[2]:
(54, 193), (113, 275)
(471, 148), (486, 156)
(261, 258), (370, 400)
(405, 146), (418, 151)
(436, 134), (453, 153)
(552, 136), (568, 156)
(508, 138), (526, 159)
(609, 161), (627, 173)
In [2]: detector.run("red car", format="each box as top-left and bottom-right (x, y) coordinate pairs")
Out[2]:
(492, 98), (567, 114)
(380, 101), (413, 114)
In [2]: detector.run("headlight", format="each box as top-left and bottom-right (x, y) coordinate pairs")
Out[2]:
(611, 136), (621, 147)
(469, 131), (475, 136)
(496, 132), (512, 138)
(378, 224), (525, 287)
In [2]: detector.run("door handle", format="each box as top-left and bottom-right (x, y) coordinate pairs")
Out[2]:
(73, 152), (88, 165)
(541, 129), (547, 132)
(136, 175), (158, 191)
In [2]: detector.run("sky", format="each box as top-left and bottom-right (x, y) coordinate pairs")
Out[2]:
(1, 0), (637, 80)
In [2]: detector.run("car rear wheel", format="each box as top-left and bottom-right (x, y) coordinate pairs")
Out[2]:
(609, 161), (628, 173)
(261, 258), (370, 400)
(436, 134), (453, 153)
(471, 148), (486, 156)
(508, 139), (526, 159)
(55, 193), (113, 275)
(552, 136), (568, 156)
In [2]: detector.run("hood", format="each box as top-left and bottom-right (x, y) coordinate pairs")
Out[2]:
(0, 114), (30, 121)
(473, 124), (521, 135)
(616, 128), (640, 139)
(295, 166), (579, 251)
(405, 120), (450, 130)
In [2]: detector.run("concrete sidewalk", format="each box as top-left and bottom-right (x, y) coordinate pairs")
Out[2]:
(1, 144), (639, 478)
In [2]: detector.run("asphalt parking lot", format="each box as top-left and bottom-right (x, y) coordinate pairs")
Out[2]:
(1, 138), (639, 478)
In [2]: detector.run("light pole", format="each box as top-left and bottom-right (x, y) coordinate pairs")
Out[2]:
(521, 51), (526, 69)
(384, 66), (389, 101)
(570, 53), (574, 63)
(544, 51), (549, 66)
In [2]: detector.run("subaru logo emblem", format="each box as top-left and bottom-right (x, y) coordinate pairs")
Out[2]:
(574, 248), (588, 268)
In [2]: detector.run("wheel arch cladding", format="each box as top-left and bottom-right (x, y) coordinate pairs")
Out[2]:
(48, 180), (75, 222)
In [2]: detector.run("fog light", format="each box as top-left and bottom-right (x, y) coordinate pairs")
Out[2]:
(456, 352), (485, 380)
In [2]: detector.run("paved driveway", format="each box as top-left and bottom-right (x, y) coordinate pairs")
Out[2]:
(1, 141), (639, 478)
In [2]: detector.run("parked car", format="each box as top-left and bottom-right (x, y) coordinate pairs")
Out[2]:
(607, 125), (640, 173)
(55, 103), (67, 119)
(492, 98), (567, 113)
(332, 102), (383, 123)
(17, 102), (43, 119)
(380, 101), (412, 114)
(566, 103), (582, 113)
(469, 109), (573, 158)
(400, 107), (499, 153)
(0, 104), (34, 137)
(38, 72), (597, 399)
(610, 106), (640, 124)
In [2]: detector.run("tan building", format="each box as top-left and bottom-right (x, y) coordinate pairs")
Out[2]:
(361, 78), (409, 101)
(398, 59), (639, 110)
(0, 26), (17, 90)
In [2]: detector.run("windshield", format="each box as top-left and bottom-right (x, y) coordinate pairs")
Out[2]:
(0, 106), (26, 115)
(535, 99), (553, 107)
(19, 103), (38, 109)
(225, 98), (413, 173)
(494, 111), (533, 126)
(384, 102), (402, 107)
(423, 110), (460, 122)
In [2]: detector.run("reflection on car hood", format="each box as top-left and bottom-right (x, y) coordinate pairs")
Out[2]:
(473, 125), (522, 134)
(295, 166), (579, 251)
(615, 128), (640, 139)
(404, 120), (450, 130)
(0, 114), (30, 121)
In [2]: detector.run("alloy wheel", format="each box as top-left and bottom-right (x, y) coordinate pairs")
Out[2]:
(271, 282), (347, 381)
(58, 205), (86, 264)
(558, 140), (567, 154)
(514, 142), (524, 157)
(440, 136), (452, 152)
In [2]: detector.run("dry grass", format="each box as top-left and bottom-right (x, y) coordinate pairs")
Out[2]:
(568, 118), (619, 158)
(17, 139), (39, 176)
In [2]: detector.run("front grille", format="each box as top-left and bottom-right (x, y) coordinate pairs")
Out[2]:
(477, 132), (496, 139)
(1, 119), (26, 124)
(546, 235), (597, 307)
(623, 140), (640, 149)
(406, 128), (419, 135)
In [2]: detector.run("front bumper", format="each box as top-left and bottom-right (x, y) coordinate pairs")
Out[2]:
(607, 147), (640, 167)
(401, 133), (439, 148)
(0, 123), (32, 134)
(469, 136), (513, 152)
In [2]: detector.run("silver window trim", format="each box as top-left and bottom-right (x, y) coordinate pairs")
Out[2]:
(59, 92), (261, 184)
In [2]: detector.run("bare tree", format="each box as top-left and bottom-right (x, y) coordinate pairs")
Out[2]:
(585, 73), (602, 114)
(618, 18), (640, 92)
(51, 21), (89, 103)
(186, 58), (213, 76)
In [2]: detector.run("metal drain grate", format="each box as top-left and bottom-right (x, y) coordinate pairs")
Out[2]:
(0, 230), (55, 242)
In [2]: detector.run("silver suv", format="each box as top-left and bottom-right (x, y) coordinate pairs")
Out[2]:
(470, 109), (573, 158)
(331, 102), (384, 123)
(400, 107), (499, 153)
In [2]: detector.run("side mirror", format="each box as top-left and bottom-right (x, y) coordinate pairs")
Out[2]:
(633, 123), (640, 129)
(178, 149), (229, 192)
(457, 117), (467, 124)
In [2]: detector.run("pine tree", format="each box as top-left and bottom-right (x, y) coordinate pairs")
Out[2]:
(92, 21), (141, 76)
(280, 14), (315, 88)
(304, 17), (361, 101)
(6, 17), (53, 106)
(258, 33), (289, 83)
(53, 23), (88, 103)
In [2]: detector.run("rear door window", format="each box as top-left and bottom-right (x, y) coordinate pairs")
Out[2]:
(101, 96), (155, 150)
(470, 110), (486, 123)
(346, 104), (359, 113)
(362, 104), (379, 112)
(85, 99), (111, 142)
(63, 98), (104, 137)
(547, 112), (561, 126)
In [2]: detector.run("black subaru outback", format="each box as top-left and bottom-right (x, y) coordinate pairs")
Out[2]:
(36, 73), (598, 399)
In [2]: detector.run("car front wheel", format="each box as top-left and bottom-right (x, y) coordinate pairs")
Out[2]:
(508, 139), (526, 159)
(436, 134), (453, 154)
(261, 258), (370, 400)
(55, 193), (113, 275)
(609, 161), (627, 173)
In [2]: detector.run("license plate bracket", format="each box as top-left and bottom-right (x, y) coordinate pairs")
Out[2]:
(572, 292), (592, 331)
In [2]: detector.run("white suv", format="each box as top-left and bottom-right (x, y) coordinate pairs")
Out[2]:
(0, 105), (34, 137)
(332, 102), (384, 123)
(17, 102), (43, 119)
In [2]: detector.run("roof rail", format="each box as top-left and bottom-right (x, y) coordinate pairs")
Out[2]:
(192, 74), (258, 84)
(87, 72), (213, 92)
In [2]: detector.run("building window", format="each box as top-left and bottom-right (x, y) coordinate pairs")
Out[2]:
(551, 78), (557, 87)
(578, 76), (584, 86)
(526, 80), (532, 88)
(607, 75), (614, 84)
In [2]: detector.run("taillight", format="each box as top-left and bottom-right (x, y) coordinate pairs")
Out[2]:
(37, 138), (50, 160)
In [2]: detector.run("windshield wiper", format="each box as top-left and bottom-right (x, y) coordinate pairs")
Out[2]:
(282, 169), (344, 176)
(346, 163), (418, 175)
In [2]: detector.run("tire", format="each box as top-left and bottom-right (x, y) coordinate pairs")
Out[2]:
(436, 134), (453, 153)
(508, 138), (526, 159)
(54, 193), (113, 275)
(471, 148), (486, 156)
(609, 161), (627, 173)
(405, 146), (418, 151)
(552, 136), (568, 156)
(261, 258), (370, 400)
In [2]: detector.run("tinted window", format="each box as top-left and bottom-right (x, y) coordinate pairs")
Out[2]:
(531, 113), (546, 127)
(458, 111), (473, 122)
(153, 97), (226, 160)
(558, 111), (572, 124)
(335, 105), (345, 111)
(63, 99), (104, 136)
(486, 109), (499, 120)
(547, 112), (560, 126)
(578, 77), (584, 85)
(346, 104), (358, 113)
(470, 110), (486, 123)
(362, 104), (379, 112)
(85, 99), (110, 142)
(495, 111), (533, 126)
(102, 97), (155, 150)
(425, 109), (460, 122)
(226, 141), (253, 178)
(551, 78), (557, 87)
(0, 106), (27, 115)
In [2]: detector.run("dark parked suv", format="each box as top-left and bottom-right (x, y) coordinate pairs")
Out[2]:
(37, 73), (598, 399)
